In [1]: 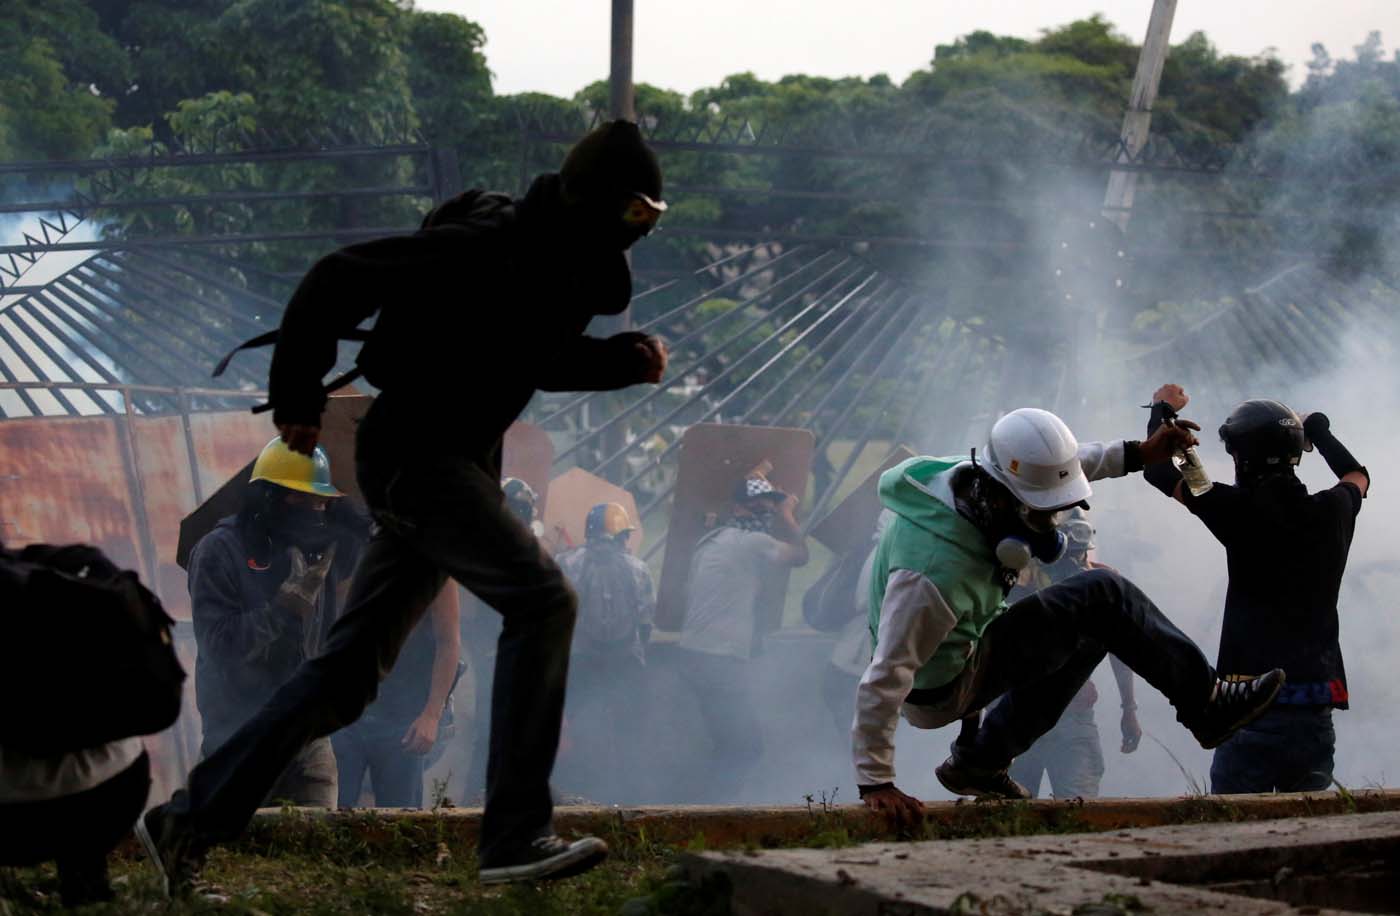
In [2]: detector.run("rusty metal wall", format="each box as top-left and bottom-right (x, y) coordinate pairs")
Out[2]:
(189, 410), (278, 512)
(0, 408), (274, 802)
(0, 416), (145, 573)
(0, 410), (274, 617)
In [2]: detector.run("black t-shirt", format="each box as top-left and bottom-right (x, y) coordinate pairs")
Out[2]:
(1182, 474), (1361, 707)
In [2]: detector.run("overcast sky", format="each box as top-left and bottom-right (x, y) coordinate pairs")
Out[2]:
(421, 1), (1399, 98)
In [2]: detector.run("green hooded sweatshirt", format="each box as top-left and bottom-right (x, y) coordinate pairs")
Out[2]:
(867, 455), (1007, 690)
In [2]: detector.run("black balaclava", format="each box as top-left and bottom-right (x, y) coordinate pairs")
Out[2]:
(559, 120), (664, 252)
(270, 503), (332, 554)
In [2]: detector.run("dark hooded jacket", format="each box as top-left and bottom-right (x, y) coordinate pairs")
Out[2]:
(268, 173), (654, 456)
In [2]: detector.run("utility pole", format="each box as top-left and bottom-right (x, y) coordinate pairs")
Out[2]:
(610, 0), (635, 122)
(607, 0), (636, 337)
(1064, 1), (1176, 427)
(1102, 0), (1177, 230)
(600, 0), (636, 472)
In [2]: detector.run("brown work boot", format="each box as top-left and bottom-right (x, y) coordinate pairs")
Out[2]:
(935, 756), (1031, 800)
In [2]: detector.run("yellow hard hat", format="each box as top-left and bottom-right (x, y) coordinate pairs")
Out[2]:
(249, 437), (342, 498)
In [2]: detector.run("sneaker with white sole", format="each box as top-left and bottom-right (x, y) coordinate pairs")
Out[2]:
(935, 756), (1032, 800)
(1188, 669), (1286, 750)
(133, 802), (205, 899)
(478, 835), (609, 886)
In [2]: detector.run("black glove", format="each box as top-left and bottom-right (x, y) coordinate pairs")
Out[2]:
(1143, 402), (1183, 497)
(1303, 412), (1368, 490)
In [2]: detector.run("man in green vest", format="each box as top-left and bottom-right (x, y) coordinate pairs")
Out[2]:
(854, 408), (1286, 821)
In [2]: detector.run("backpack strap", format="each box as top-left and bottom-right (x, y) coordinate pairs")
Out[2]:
(212, 327), (373, 415)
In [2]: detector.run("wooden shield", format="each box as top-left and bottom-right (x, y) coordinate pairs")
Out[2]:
(502, 421), (553, 518)
(808, 445), (915, 553)
(543, 467), (643, 555)
(654, 424), (814, 632)
(175, 394), (372, 569)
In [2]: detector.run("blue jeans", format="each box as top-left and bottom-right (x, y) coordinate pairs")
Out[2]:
(332, 718), (424, 808)
(1210, 706), (1335, 794)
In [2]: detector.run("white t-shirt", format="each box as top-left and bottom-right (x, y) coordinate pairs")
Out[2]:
(0, 737), (144, 803)
(678, 527), (788, 659)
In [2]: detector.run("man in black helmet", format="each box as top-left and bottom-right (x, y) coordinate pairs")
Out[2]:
(1143, 384), (1369, 794)
(137, 121), (669, 891)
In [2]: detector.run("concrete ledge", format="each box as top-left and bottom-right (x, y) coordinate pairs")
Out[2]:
(117, 788), (1400, 861)
(684, 809), (1400, 915)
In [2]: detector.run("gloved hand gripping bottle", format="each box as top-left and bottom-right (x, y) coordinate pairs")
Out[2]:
(1160, 405), (1212, 497)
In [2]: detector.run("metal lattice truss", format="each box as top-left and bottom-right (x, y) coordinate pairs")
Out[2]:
(511, 101), (1283, 179)
(1122, 262), (1400, 419)
(0, 248), (298, 418)
(528, 243), (1013, 557)
(3, 124), (1395, 543)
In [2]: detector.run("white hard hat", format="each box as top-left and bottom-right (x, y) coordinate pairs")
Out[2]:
(981, 408), (1092, 511)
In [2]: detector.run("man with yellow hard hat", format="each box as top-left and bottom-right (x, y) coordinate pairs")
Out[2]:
(185, 438), (363, 809)
(554, 503), (656, 803)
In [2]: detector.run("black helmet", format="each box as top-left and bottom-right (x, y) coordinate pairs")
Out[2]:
(1218, 399), (1305, 478)
(560, 120), (664, 209)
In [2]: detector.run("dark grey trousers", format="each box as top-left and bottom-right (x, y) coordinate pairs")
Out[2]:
(957, 569), (1215, 769)
(167, 414), (577, 866)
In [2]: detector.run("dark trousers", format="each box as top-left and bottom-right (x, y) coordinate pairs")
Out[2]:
(557, 651), (645, 804)
(678, 649), (764, 803)
(1210, 706), (1335, 794)
(0, 752), (150, 905)
(957, 569), (1214, 769)
(167, 418), (577, 867)
(332, 719), (425, 808)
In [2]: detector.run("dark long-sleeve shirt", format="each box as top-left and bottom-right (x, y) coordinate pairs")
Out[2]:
(267, 173), (655, 455)
(189, 519), (338, 752)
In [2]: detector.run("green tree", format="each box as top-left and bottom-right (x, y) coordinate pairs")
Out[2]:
(0, 0), (128, 159)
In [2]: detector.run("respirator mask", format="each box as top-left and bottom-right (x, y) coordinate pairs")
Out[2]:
(963, 454), (1070, 574)
(993, 516), (1069, 572)
(270, 503), (334, 556)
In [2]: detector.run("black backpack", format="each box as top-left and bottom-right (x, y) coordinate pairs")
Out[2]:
(0, 544), (186, 755)
(572, 543), (645, 648)
(802, 544), (871, 632)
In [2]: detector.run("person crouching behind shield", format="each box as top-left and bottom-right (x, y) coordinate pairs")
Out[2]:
(854, 408), (1285, 823)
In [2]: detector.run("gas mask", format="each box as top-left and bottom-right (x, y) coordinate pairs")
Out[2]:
(955, 467), (1068, 575)
(994, 525), (1068, 572)
(270, 503), (333, 555)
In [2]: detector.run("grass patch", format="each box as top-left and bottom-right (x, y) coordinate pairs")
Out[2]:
(4, 792), (1378, 914)
(2, 848), (671, 916)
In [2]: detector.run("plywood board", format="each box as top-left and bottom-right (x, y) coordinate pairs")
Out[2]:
(502, 421), (553, 519)
(543, 467), (643, 554)
(0, 416), (143, 573)
(808, 445), (915, 552)
(655, 424), (813, 632)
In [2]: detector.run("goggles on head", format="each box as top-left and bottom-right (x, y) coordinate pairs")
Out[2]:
(621, 192), (667, 236)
